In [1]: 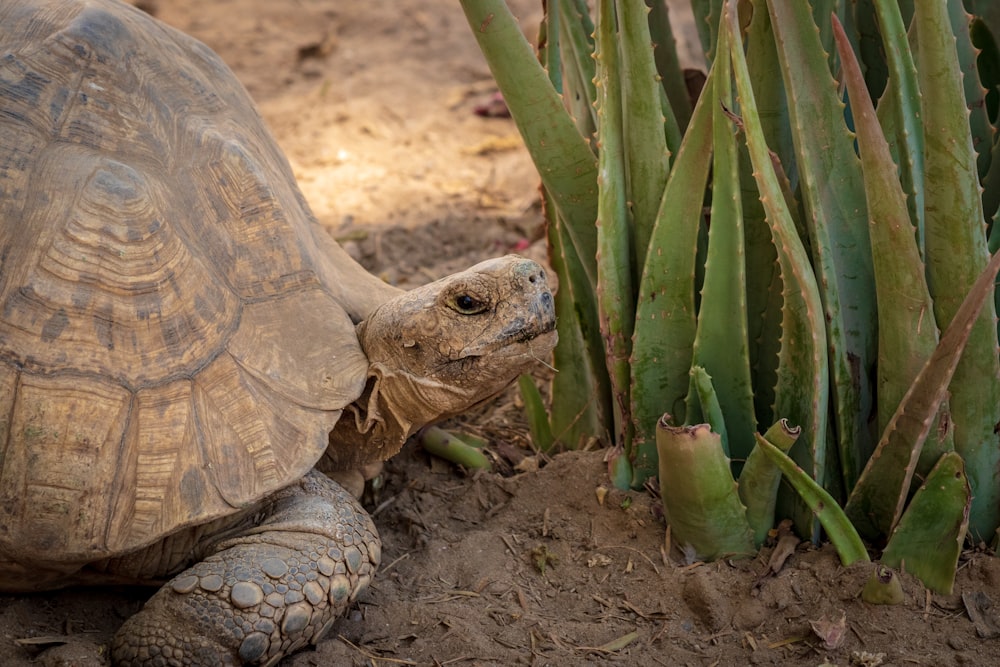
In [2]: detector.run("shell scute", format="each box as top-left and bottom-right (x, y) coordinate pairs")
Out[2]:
(0, 372), (130, 560)
(1, 146), (241, 388)
(0, 0), (374, 563)
(196, 130), (322, 299)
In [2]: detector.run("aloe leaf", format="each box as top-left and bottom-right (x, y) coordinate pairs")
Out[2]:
(740, 154), (807, 440)
(746, 248), (782, 432)
(862, 564), (906, 605)
(518, 375), (555, 452)
(546, 195), (611, 450)
(630, 61), (715, 477)
(617, 0), (671, 273)
(556, 0), (598, 142)
(458, 0), (598, 284)
(968, 0), (1000, 55)
(987, 133), (1000, 235)
(690, 0), (723, 60)
(643, 13), (683, 159)
(986, 15), (1000, 229)
(739, 420), (801, 547)
(992, 199), (1000, 254)
(607, 446), (634, 490)
(536, 4), (609, 453)
(753, 433), (869, 566)
(538, 1), (562, 95)
(916, 0), (1000, 541)
(809, 0), (840, 69)
(949, 0), (995, 179)
(726, 0), (830, 541)
(688, 366), (728, 453)
(871, 0), (925, 250)
(846, 249), (1000, 539)
(881, 452), (971, 595)
(687, 22), (756, 462)
(971, 16), (1000, 127)
(446, 430), (489, 449)
(854, 0), (888, 102)
(420, 427), (492, 470)
(594, 0), (636, 486)
(831, 15), (953, 488)
(898, 0), (914, 25)
(647, 0), (694, 132)
(765, 0), (876, 494)
(745, 0), (796, 187)
(656, 418), (755, 561)
(743, 0), (792, 433)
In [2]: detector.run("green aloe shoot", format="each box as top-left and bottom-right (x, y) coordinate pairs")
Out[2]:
(862, 565), (905, 605)
(419, 427), (492, 471)
(753, 433), (869, 567)
(656, 417), (755, 561)
(738, 419), (800, 547)
(518, 375), (555, 452)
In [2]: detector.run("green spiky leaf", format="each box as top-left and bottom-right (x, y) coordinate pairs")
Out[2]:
(881, 452), (971, 595)
(753, 434), (869, 566)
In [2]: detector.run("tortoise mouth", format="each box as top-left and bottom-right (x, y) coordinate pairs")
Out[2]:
(457, 317), (557, 360)
(460, 288), (558, 357)
(431, 327), (557, 389)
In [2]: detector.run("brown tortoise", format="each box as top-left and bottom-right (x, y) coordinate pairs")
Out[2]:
(0, 0), (557, 664)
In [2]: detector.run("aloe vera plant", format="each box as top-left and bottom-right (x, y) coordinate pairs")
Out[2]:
(460, 0), (1000, 593)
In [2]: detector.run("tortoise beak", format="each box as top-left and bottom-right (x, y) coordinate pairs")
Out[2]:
(497, 294), (556, 344)
(536, 288), (556, 331)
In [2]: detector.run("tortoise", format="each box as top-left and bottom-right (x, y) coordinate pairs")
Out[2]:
(0, 0), (557, 664)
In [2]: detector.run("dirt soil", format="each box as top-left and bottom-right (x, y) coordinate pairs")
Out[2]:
(3, 1), (1000, 666)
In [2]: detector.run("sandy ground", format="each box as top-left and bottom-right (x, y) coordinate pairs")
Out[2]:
(2, 1), (1000, 666)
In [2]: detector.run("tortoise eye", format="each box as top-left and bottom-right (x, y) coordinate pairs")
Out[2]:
(451, 293), (487, 314)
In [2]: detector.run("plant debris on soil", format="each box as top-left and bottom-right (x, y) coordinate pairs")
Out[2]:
(2, 1), (999, 666)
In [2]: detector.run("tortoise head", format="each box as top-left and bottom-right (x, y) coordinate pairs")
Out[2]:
(324, 255), (557, 469)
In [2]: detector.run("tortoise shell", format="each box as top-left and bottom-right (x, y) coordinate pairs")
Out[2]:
(0, 0), (385, 563)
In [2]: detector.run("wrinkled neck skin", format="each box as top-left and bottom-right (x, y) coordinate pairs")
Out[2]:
(323, 355), (475, 471)
(320, 255), (558, 472)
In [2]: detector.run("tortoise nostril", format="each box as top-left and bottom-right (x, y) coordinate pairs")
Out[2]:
(526, 269), (547, 285)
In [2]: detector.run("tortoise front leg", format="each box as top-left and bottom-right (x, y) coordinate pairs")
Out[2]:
(111, 470), (380, 666)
